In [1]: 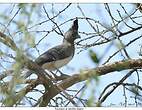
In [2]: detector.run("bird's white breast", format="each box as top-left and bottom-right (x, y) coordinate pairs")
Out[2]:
(41, 55), (73, 71)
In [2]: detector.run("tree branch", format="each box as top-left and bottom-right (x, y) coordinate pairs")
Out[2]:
(39, 58), (142, 106)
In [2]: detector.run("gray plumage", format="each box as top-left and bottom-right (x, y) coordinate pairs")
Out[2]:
(35, 18), (80, 71)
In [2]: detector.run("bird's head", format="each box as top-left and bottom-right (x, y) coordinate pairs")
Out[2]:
(63, 18), (81, 44)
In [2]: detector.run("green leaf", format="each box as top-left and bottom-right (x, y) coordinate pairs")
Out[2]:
(92, 74), (99, 84)
(0, 50), (4, 56)
(24, 33), (35, 48)
(89, 50), (100, 64)
(86, 95), (94, 106)
(130, 86), (139, 95)
(86, 87), (95, 106)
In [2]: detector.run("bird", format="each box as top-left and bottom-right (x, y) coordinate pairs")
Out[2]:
(35, 18), (80, 71)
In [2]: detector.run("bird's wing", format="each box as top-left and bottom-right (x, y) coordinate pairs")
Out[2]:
(35, 44), (74, 66)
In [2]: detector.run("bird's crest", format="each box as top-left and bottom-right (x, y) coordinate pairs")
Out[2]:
(72, 18), (78, 31)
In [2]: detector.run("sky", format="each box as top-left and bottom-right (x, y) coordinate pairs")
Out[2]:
(0, 3), (142, 106)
